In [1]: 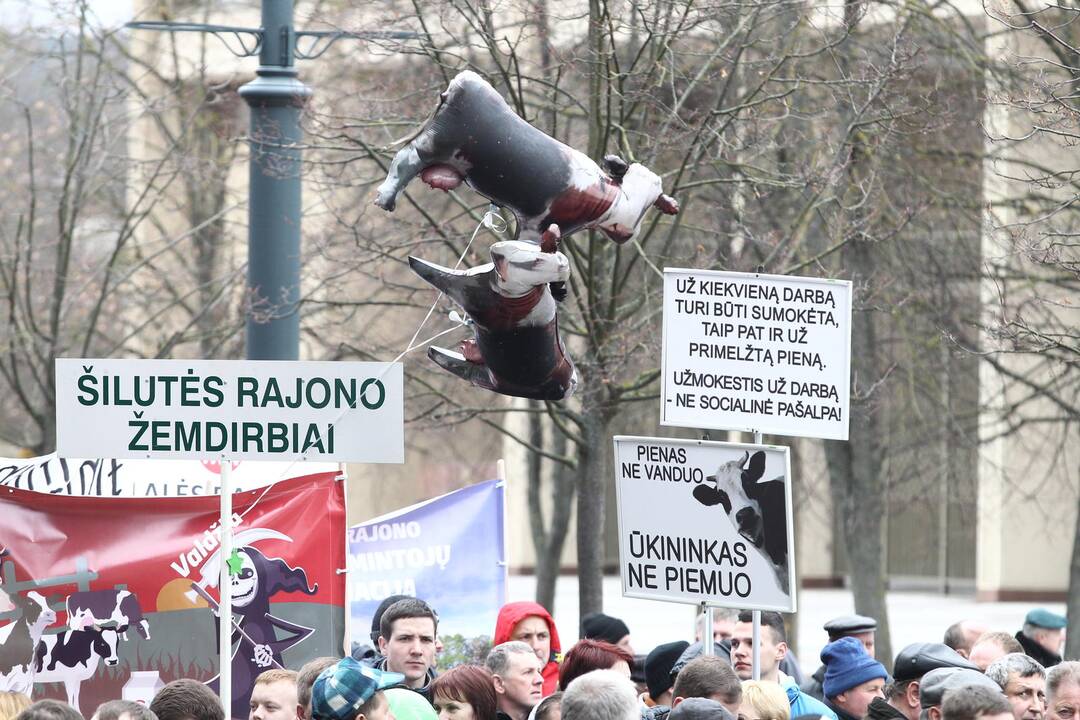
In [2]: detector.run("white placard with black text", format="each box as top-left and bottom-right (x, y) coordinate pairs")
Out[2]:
(661, 268), (851, 440)
(614, 436), (795, 612)
(55, 358), (404, 462)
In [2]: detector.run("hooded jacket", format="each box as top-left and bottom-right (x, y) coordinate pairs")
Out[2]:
(494, 601), (562, 696)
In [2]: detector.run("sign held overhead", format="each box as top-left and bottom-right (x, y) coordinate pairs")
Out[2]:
(661, 269), (852, 440)
(55, 359), (404, 463)
(614, 436), (795, 612)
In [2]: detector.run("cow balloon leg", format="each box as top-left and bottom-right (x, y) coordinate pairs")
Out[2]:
(429, 346), (498, 391)
(375, 145), (424, 212)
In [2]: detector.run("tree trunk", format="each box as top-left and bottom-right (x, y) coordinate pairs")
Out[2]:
(824, 251), (892, 667)
(576, 412), (607, 616)
(528, 406), (575, 611)
(1066, 438), (1080, 660)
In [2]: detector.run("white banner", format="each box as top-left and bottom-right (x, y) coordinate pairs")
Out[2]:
(0, 453), (340, 496)
(55, 359), (404, 462)
(661, 269), (851, 440)
(613, 436), (795, 612)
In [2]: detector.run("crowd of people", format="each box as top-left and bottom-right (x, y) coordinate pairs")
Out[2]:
(1, 597), (1075, 720)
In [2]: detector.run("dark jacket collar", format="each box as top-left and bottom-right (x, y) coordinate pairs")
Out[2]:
(1015, 631), (1062, 668)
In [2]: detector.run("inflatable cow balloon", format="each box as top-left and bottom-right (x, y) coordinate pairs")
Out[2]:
(375, 70), (679, 245)
(410, 232), (578, 401)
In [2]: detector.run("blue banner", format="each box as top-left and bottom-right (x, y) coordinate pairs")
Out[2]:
(347, 479), (506, 648)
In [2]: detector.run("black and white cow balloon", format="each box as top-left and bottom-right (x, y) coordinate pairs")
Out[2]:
(410, 232), (578, 400)
(375, 70), (679, 246)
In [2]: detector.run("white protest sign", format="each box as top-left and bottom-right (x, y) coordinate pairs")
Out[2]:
(661, 268), (851, 440)
(614, 436), (795, 612)
(55, 359), (404, 462)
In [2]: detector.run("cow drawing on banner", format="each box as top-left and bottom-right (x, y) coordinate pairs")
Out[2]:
(66, 589), (151, 641)
(691, 451), (790, 594)
(197, 534), (317, 720)
(33, 627), (120, 715)
(0, 591), (57, 695)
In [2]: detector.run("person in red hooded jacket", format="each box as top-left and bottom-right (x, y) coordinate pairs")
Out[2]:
(493, 602), (562, 697)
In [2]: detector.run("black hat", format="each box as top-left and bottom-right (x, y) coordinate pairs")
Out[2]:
(893, 642), (979, 682)
(645, 641), (690, 701)
(581, 612), (631, 645)
(369, 594), (412, 644)
(824, 614), (878, 640)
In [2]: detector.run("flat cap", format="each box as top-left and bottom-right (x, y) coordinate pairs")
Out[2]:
(893, 642), (979, 682)
(1025, 609), (1067, 629)
(824, 614), (878, 639)
(919, 668), (1003, 709)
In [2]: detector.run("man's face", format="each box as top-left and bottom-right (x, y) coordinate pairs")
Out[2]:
(1048, 679), (1080, 720)
(850, 631), (875, 658)
(730, 621), (785, 680)
(969, 641), (1007, 672)
(359, 692), (395, 720)
(959, 622), (989, 656)
(510, 616), (551, 665)
(1036, 629), (1065, 656)
(379, 616), (437, 687)
(1004, 672), (1046, 720)
(495, 652), (544, 713)
(835, 677), (885, 720)
(250, 680), (299, 720)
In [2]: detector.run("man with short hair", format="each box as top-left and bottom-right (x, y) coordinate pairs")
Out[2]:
(487, 641), (544, 720)
(92, 700), (158, 720)
(311, 658), (402, 720)
(969, 634), (1025, 673)
(730, 611), (837, 720)
(376, 598), (439, 694)
(867, 643), (979, 720)
(985, 653), (1047, 720)
(15, 700), (83, 720)
(804, 615), (879, 701)
(297, 657), (340, 720)
(669, 698), (736, 720)
(943, 621), (989, 660)
(250, 669), (300, 720)
(696, 609), (739, 645)
(1046, 661), (1080, 720)
(151, 679), (226, 720)
(821, 637), (888, 720)
(670, 656), (743, 716)
(1015, 609), (1066, 669)
(940, 685), (1012, 720)
(919, 668), (1006, 720)
(562, 669), (639, 720)
(494, 602), (561, 697)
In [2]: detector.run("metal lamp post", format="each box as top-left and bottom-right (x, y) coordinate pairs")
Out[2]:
(127, 2), (415, 712)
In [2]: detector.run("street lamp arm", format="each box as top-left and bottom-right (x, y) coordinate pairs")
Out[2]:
(125, 21), (263, 58)
(293, 30), (420, 60)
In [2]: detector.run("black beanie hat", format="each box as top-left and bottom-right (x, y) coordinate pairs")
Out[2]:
(369, 594), (412, 644)
(645, 640), (690, 701)
(581, 612), (631, 645)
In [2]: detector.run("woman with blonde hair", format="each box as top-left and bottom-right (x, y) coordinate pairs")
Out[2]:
(739, 680), (791, 720)
(0, 692), (31, 720)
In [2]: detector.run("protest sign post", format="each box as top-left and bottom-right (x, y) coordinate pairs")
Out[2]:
(54, 358), (404, 712)
(661, 269), (852, 440)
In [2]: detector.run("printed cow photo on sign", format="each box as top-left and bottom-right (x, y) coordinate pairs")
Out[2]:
(613, 437), (795, 613)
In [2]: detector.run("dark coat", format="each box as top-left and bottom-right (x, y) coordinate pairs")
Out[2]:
(867, 698), (908, 720)
(825, 698), (861, 720)
(801, 665), (826, 702)
(1016, 631), (1061, 668)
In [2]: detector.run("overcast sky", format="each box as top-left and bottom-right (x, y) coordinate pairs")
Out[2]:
(0, 0), (133, 31)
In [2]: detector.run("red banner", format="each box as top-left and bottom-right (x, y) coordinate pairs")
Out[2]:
(0, 471), (345, 719)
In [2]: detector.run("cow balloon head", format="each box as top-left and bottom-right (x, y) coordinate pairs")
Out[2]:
(375, 70), (678, 247)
